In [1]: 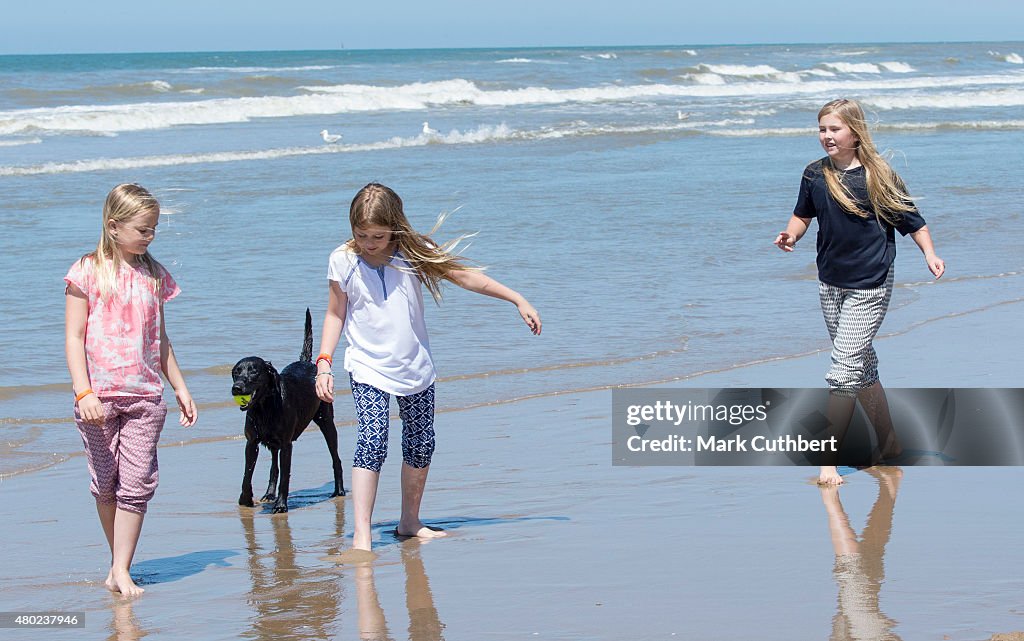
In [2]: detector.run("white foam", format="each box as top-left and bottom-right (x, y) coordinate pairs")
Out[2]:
(693, 64), (803, 83)
(878, 61), (915, 73)
(885, 119), (1024, 130)
(682, 50), (698, 56)
(596, 53), (618, 60)
(710, 127), (811, 137)
(866, 89), (1024, 110)
(5, 117), (1024, 176)
(735, 108), (777, 116)
(822, 62), (882, 74)
(710, 120), (1024, 137)
(683, 73), (726, 85)
(774, 72), (804, 83)
(679, 118), (756, 127)
(148, 80), (173, 92)
(988, 51), (1022, 64)
(0, 137), (42, 147)
(4, 73), (1024, 137)
(0, 124), (517, 176)
(496, 58), (533, 63)
(698, 63), (784, 76)
(801, 69), (837, 77)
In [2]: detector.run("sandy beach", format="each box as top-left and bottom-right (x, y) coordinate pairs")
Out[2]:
(2, 301), (1022, 640)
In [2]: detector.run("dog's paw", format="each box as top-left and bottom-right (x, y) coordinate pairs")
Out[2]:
(272, 503), (289, 514)
(238, 495), (255, 507)
(261, 493), (277, 503)
(332, 488), (347, 497)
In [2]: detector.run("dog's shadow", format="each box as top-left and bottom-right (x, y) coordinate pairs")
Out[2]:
(132, 550), (238, 586)
(253, 481), (345, 514)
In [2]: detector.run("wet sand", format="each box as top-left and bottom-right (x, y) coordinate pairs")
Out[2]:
(2, 303), (1023, 640)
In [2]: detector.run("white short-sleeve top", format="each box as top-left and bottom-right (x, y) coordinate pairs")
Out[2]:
(327, 244), (435, 395)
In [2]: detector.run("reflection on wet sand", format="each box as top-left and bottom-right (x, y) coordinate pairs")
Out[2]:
(821, 466), (903, 641)
(239, 500), (346, 641)
(402, 541), (444, 641)
(107, 597), (146, 641)
(354, 539), (445, 641)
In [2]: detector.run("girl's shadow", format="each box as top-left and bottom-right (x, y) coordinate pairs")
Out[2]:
(367, 515), (569, 548)
(131, 549), (237, 586)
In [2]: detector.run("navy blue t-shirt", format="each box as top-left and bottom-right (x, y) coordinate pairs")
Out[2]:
(793, 158), (926, 289)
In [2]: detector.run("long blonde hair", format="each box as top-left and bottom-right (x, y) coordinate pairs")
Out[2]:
(83, 183), (163, 298)
(818, 98), (916, 227)
(348, 183), (479, 302)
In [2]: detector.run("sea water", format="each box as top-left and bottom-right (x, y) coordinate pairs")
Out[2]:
(2, 42), (1022, 475)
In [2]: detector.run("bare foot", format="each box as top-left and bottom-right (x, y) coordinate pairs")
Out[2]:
(818, 466), (845, 486)
(104, 569), (119, 593)
(110, 568), (144, 598)
(395, 522), (448, 540)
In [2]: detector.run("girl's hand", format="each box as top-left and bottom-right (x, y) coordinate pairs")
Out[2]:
(77, 394), (105, 425)
(315, 369), (335, 403)
(773, 232), (796, 252)
(926, 254), (945, 279)
(175, 388), (198, 427)
(517, 302), (542, 335)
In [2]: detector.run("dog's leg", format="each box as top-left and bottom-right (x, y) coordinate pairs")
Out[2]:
(239, 437), (259, 507)
(314, 404), (347, 497)
(273, 444), (293, 513)
(262, 448), (279, 503)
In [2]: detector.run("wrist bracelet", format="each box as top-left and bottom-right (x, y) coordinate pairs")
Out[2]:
(315, 372), (334, 377)
(315, 353), (333, 367)
(75, 388), (94, 402)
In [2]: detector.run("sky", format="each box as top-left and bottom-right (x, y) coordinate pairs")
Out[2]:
(1, 0), (1022, 55)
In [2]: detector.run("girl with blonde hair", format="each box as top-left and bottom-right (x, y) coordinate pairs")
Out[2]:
(315, 183), (540, 551)
(65, 183), (197, 597)
(774, 99), (944, 485)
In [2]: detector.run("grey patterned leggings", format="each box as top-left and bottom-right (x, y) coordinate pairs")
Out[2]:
(819, 267), (895, 397)
(350, 375), (436, 473)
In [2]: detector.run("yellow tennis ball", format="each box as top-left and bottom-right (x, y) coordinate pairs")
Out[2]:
(233, 394), (252, 407)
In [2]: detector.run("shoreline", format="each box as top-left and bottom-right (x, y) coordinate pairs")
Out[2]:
(3, 296), (1022, 480)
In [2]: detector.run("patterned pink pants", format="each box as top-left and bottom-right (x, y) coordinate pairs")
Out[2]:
(75, 396), (166, 514)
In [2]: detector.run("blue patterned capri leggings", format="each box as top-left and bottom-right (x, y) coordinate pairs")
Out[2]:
(818, 267), (895, 397)
(350, 375), (436, 473)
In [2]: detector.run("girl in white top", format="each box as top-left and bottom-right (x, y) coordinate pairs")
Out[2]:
(316, 183), (541, 552)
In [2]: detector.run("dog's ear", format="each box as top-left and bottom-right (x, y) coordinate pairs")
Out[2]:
(267, 363), (282, 394)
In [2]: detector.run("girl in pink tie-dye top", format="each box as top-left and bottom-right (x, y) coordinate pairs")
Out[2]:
(64, 183), (197, 598)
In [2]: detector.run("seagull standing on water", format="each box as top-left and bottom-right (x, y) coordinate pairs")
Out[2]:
(422, 121), (439, 136)
(320, 129), (342, 143)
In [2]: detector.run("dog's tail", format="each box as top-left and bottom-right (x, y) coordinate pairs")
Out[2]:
(301, 308), (313, 363)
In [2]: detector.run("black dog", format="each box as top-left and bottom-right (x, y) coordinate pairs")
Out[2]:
(231, 309), (345, 513)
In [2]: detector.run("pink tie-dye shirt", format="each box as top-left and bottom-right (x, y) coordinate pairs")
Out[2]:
(65, 257), (180, 397)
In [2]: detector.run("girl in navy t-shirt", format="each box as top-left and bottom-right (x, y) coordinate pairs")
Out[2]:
(774, 99), (944, 485)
